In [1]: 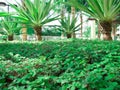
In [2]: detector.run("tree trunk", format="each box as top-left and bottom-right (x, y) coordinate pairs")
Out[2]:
(8, 34), (13, 41)
(100, 22), (112, 40)
(80, 12), (83, 37)
(71, 7), (76, 38)
(67, 33), (72, 38)
(22, 26), (27, 41)
(34, 27), (42, 41)
(21, 1), (27, 41)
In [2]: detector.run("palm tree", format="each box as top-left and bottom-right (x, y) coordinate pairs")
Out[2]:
(59, 0), (87, 38)
(11, 0), (59, 41)
(58, 15), (81, 38)
(67, 0), (120, 40)
(0, 17), (21, 41)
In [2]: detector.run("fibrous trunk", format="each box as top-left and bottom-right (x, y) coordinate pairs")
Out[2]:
(80, 12), (83, 37)
(71, 7), (76, 38)
(22, 25), (27, 41)
(34, 26), (42, 41)
(100, 22), (112, 40)
(21, 0), (27, 41)
(8, 34), (13, 41)
(67, 34), (72, 38)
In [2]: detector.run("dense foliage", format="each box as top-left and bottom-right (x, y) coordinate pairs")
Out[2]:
(0, 39), (120, 90)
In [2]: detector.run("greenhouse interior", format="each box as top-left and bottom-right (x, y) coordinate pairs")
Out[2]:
(0, 0), (120, 90)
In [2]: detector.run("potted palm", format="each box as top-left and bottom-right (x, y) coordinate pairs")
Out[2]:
(10, 0), (59, 41)
(67, 0), (120, 40)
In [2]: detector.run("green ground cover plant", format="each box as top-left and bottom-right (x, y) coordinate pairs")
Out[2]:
(0, 39), (120, 90)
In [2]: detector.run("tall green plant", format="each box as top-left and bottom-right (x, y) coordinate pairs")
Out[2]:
(0, 17), (21, 41)
(67, 0), (120, 40)
(11, 0), (59, 41)
(58, 15), (81, 38)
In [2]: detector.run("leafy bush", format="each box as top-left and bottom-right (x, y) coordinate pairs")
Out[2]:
(0, 39), (120, 90)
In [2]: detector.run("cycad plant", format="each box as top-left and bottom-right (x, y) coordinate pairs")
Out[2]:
(67, 0), (120, 40)
(0, 17), (21, 41)
(58, 15), (81, 38)
(11, 0), (59, 41)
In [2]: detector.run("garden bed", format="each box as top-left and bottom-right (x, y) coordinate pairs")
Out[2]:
(0, 39), (120, 90)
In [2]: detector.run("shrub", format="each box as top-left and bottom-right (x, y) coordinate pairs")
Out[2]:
(0, 39), (120, 90)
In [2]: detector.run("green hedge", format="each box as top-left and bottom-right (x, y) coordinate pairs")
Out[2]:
(0, 39), (120, 90)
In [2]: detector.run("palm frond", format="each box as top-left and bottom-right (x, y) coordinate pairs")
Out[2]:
(0, 17), (22, 35)
(58, 15), (81, 34)
(10, 0), (59, 28)
(67, 0), (120, 22)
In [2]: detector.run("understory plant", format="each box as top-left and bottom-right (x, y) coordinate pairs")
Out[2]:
(0, 16), (21, 41)
(58, 15), (81, 38)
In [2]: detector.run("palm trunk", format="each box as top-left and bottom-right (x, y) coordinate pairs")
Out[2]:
(8, 34), (13, 41)
(22, 26), (27, 41)
(21, 0), (27, 41)
(80, 12), (83, 37)
(67, 34), (72, 38)
(71, 7), (76, 38)
(100, 22), (112, 40)
(34, 27), (42, 41)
